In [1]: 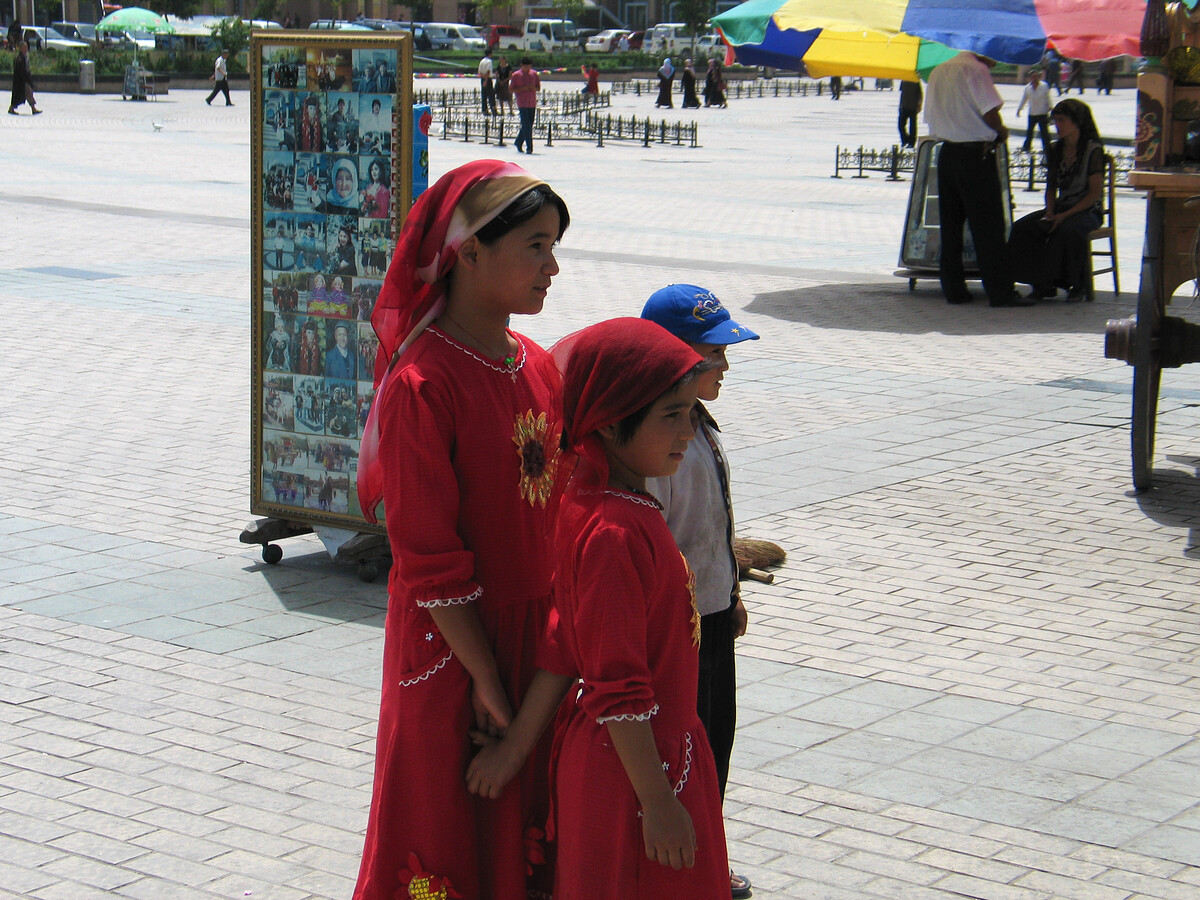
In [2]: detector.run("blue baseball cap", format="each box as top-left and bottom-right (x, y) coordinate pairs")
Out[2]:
(640, 284), (759, 345)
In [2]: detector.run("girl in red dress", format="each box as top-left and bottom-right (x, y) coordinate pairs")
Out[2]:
(467, 318), (730, 899)
(353, 160), (570, 900)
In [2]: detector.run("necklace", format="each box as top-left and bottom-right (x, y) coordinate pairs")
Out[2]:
(440, 312), (517, 367)
(605, 487), (662, 509)
(431, 326), (525, 382)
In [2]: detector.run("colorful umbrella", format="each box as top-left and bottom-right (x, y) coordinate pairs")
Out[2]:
(714, 0), (1147, 80)
(96, 7), (176, 34)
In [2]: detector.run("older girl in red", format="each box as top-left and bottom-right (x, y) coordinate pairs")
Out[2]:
(468, 318), (730, 898)
(353, 160), (569, 900)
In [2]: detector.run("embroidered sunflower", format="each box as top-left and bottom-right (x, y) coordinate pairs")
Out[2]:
(683, 555), (701, 648)
(512, 409), (559, 508)
(398, 851), (461, 900)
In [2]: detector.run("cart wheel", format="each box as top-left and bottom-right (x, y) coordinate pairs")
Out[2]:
(1129, 251), (1165, 491)
(909, 278), (916, 291)
(357, 561), (379, 582)
(262, 543), (284, 564)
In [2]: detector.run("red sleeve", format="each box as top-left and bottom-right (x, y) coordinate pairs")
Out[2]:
(379, 367), (480, 608)
(572, 521), (657, 723)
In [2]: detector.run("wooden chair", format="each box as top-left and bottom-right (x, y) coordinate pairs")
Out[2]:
(1086, 154), (1118, 301)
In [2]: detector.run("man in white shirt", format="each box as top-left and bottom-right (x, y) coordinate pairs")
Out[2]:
(205, 49), (232, 107)
(478, 48), (497, 117)
(1016, 69), (1052, 157)
(925, 52), (1026, 307)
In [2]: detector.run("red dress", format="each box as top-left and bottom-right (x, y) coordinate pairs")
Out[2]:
(544, 489), (729, 900)
(354, 326), (561, 900)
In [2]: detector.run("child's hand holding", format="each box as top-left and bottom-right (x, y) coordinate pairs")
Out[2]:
(640, 795), (697, 870)
(465, 731), (523, 799)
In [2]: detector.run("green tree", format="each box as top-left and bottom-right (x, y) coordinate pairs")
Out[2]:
(672, 0), (714, 49)
(253, 0), (283, 23)
(148, 0), (205, 19)
(209, 16), (251, 55)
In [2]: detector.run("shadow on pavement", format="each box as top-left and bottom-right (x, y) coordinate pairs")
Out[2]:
(1137, 455), (1200, 557)
(747, 282), (1134, 336)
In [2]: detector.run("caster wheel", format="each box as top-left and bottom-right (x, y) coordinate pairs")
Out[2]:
(262, 543), (283, 564)
(908, 278), (916, 292)
(357, 561), (379, 582)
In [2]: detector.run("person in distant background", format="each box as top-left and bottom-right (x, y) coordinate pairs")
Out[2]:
(205, 49), (233, 106)
(898, 79), (922, 147)
(9, 41), (39, 115)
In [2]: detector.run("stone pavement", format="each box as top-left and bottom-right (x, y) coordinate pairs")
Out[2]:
(1, 77), (1199, 899)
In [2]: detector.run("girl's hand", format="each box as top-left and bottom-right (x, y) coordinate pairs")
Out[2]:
(465, 731), (523, 798)
(641, 795), (697, 870)
(471, 679), (513, 735)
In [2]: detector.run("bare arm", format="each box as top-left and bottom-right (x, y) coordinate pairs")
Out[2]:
(983, 106), (1008, 144)
(1047, 170), (1103, 231)
(428, 604), (512, 732)
(607, 718), (697, 870)
(466, 669), (573, 798)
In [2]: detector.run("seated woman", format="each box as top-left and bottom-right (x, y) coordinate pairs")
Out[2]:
(1007, 99), (1105, 302)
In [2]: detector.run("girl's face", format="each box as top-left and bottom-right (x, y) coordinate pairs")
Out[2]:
(339, 228), (350, 246)
(1053, 111), (1078, 141)
(313, 275), (325, 289)
(468, 204), (562, 318)
(688, 342), (728, 401)
(369, 161), (382, 183)
(332, 277), (343, 291)
(602, 382), (699, 488)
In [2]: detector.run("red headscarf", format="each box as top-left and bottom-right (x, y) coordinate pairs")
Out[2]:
(358, 159), (546, 523)
(553, 317), (702, 504)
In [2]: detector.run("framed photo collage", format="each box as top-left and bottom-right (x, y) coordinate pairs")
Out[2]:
(250, 32), (420, 529)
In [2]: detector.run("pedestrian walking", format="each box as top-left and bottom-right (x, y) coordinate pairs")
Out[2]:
(1017, 69), (1052, 158)
(510, 57), (540, 154)
(681, 59), (700, 108)
(1097, 58), (1116, 95)
(206, 49), (233, 106)
(898, 79), (922, 147)
(8, 41), (40, 115)
(1044, 48), (1063, 95)
(478, 47), (497, 117)
(830, 75), (842, 100)
(495, 56), (513, 114)
(656, 58), (675, 108)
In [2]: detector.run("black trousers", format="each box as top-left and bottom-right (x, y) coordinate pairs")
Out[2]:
(1023, 114), (1051, 157)
(697, 604), (737, 799)
(480, 78), (497, 116)
(206, 78), (232, 105)
(937, 141), (1012, 304)
(898, 110), (917, 147)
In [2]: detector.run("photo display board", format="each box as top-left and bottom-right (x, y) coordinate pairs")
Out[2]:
(250, 31), (425, 530)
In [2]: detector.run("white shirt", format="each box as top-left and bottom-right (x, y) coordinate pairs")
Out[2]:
(214, 54), (228, 80)
(1017, 81), (1051, 117)
(924, 51), (1004, 143)
(478, 56), (494, 81)
(646, 412), (738, 617)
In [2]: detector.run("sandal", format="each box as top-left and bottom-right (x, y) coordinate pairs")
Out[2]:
(731, 869), (752, 899)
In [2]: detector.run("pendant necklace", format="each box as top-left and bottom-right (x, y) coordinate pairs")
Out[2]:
(440, 313), (521, 381)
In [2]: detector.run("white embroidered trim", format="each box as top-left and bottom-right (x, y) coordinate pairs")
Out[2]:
(597, 703), (659, 724)
(603, 489), (662, 510)
(431, 327), (526, 377)
(673, 732), (693, 796)
(397, 651), (453, 687)
(416, 586), (483, 608)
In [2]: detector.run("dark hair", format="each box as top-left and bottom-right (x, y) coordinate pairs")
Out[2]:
(474, 184), (570, 244)
(521, 56), (532, 65)
(1052, 98), (1101, 147)
(611, 363), (706, 445)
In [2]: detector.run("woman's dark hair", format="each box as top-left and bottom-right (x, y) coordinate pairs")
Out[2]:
(369, 158), (388, 183)
(474, 184), (570, 245)
(611, 362), (708, 445)
(1052, 98), (1101, 148)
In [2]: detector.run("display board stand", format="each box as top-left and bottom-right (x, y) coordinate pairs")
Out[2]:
(240, 30), (429, 578)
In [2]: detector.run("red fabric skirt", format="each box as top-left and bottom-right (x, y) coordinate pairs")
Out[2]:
(353, 595), (554, 900)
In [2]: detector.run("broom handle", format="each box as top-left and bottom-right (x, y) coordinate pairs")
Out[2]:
(744, 568), (774, 584)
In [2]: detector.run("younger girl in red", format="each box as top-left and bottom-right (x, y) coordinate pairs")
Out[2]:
(468, 318), (730, 898)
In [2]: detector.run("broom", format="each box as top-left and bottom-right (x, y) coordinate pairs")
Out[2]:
(733, 537), (786, 584)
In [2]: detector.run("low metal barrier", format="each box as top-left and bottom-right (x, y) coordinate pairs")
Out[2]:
(414, 87), (612, 114)
(437, 110), (698, 148)
(609, 77), (830, 99)
(831, 144), (1137, 187)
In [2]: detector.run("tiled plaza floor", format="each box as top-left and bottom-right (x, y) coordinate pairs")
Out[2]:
(1, 77), (1198, 899)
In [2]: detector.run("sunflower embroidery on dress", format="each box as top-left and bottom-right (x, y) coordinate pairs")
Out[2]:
(683, 555), (701, 648)
(397, 852), (462, 900)
(512, 409), (560, 507)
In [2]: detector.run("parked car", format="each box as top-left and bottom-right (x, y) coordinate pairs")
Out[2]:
(696, 33), (725, 57)
(51, 21), (98, 43)
(393, 22), (433, 51)
(24, 26), (89, 51)
(644, 22), (689, 56)
(425, 22), (486, 51)
(626, 30), (645, 51)
(574, 28), (601, 49)
(522, 18), (576, 52)
(482, 24), (522, 50)
(308, 20), (373, 31)
(585, 28), (629, 52)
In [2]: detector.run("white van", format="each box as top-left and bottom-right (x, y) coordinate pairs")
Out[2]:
(425, 22), (486, 51)
(644, 23), (690, 56)
(522, 18), (576, 52)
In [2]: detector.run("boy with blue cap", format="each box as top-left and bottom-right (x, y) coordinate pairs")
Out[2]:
(642, 283), (758, 900)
